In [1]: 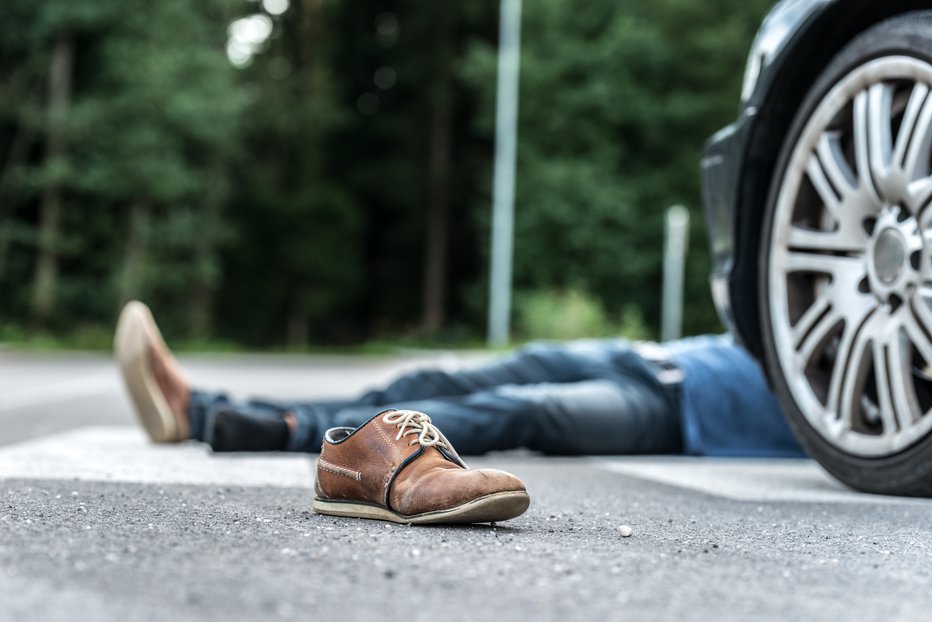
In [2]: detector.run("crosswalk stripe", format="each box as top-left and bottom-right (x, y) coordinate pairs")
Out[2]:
(0, 372), (115, 415)
(0, 427), (314, 488)
(5, 426), (932, 505)
(594, 457), (932, 505)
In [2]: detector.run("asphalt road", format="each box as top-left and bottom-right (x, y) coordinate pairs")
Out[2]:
(2, 350), (932, 622)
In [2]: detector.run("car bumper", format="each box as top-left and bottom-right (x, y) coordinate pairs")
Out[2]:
(701, 108), (757, 338)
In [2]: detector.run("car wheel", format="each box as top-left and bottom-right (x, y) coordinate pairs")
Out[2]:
(761, 12), (932, 495)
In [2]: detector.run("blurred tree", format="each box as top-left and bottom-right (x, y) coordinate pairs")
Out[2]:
(0, 0), (772, 346)
(421, 3), (455, 333)
(463, 0), (772, 337)
(32, 33), (73, 324)
(0, 0), (120, 325)
(214, 0), (375, 348)
(0, 0), (243, 333)
(219, 0), (496, 345)
(0, 2), (45, 288)
(77, 0), (241, 332)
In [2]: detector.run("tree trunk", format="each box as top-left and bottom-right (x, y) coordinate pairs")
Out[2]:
(286, 299), (309, 349)
(297, 0), (322, 88)
(0, 122), (36, 283)
(421, 5), (455, 333)
(189, 167), (225, 337)
(120, 200), (151, 305)
(284, 0), (322, 348)
(32, 35), (74, 324)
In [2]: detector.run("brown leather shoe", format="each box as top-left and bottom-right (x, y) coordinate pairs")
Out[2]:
(313, 410), (530, 525)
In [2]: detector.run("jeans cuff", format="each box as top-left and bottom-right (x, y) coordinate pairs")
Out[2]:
(187, 389), (231, 442)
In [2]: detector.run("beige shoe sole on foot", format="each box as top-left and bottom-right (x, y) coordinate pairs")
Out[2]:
(312, 490), (531, 525)
(114, 301), (185, 443)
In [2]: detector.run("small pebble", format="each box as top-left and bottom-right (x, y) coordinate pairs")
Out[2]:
(617, 525), (633, 538)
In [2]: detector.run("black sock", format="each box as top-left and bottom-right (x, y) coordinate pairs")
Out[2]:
(208, 410), (289, 452)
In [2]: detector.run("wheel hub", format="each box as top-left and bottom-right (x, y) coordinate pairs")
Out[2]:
(872, 229), (905, 284)
(866, 206), (923, 303)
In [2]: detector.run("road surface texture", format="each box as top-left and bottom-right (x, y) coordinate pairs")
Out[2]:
(2, 350), (931, 622)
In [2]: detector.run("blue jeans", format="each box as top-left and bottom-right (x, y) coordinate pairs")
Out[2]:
(187, 339), (683, 455)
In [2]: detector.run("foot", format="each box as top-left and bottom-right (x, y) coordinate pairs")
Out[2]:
(115, 301), (191, 442)
(147, 323), (191, 431)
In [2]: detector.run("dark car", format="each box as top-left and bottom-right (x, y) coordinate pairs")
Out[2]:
(703, 0), (932, 495)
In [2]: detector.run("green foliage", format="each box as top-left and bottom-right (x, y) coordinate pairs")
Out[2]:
(463, 0), (773, 337)
(0, 0), (244, 334)
(515, 288), (649, 341)
(0, 0), (773, 348)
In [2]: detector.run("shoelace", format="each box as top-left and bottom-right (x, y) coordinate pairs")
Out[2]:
(382, 409), (454, 450)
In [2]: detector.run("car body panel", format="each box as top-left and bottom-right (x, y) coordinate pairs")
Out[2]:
(702, 0), (932, 359)
(701, 0), (835, 344)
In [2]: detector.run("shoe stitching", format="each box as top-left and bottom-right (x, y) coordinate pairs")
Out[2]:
(375, 421), (404, 462)
(318, 458), (362, 481)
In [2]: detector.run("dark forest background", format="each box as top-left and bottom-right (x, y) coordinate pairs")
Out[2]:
(0, 0), (773, 349)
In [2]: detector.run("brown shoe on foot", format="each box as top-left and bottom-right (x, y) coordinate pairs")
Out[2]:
(313, 410), (530, 525)
(114, 301), (191, 442)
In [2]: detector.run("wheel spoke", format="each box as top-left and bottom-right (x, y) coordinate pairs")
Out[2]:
(816, 132), (858, 198)
(867, 83), (895, 184)
(883, 319), (920, 430)
(791, 287), (832, 349)
(907, 176), (932, 215)
(904, 304), (932, 388)
(792, 275), (875, 372)
(795, 308), (841, 369)
(827, 301), (877, 408)
(834, 311), (876, 431)
(783, 250), (864, 280)
(853, 88), (885, 205)
(914, 286), (932, 324)
(869, 340), (899, 437)
(806, 153), (843, 218)
(787, 223), (865, 253)
(900, 83), (932, 181)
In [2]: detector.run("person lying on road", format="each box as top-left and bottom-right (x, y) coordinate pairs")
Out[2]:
(115, 301), (803, 459)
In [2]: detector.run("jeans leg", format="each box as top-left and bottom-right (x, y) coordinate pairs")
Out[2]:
(299, 378), (682, 456)
(359, 341), (612, 405)
(189, 339), (677, 456)
(272, 341), (604, 452)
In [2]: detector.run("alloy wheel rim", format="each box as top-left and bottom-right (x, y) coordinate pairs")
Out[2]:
(769, 56), (932, 457)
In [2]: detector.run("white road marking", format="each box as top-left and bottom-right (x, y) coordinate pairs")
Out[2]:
(595, 457), (932, 505)
(0, 372), (116, 415)
(0, 427), (313, 488)
(2, 427), (928, 504)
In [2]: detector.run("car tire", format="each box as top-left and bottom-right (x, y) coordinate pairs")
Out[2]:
(760, 11), (932, 495)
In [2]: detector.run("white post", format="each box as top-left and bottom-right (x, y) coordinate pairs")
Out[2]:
(487, 0), (522, 346)
(661, 205), (690, 342)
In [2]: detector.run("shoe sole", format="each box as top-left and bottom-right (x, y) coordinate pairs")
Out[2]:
(312, 490), (531, 525)
(114, 302), (180, 443)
